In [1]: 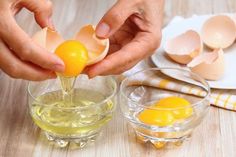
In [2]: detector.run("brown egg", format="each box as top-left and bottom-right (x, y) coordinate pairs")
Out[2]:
(187, 49), (225, 81)
(32, 25), (109, 65)
(164, 30), (202, 64)
(201, 15), (236, 49)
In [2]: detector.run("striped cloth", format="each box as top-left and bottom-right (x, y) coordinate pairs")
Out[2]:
(130, 75), (236, 111)
(120, 62), (236, 112)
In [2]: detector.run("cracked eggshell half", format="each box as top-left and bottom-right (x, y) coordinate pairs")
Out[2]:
(164, 30), (202, 64)
(32, 27), (64, 53)
(32, 25), (109, 66)
(187, 49), (225, 81)
(74, 25), (109, 65)
(201, 15), (236, 49)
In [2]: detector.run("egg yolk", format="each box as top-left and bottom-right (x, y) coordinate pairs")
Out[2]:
(156, 96), (193, 119)
(138, 96), (193, 127)
(153, 141), (166, 149)
(138, 109), (175, 127)
(55, 40), (88, 77)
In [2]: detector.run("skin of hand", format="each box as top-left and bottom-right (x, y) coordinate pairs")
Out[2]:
(85, 0), (164, 78)
(0, 0), (65, 81)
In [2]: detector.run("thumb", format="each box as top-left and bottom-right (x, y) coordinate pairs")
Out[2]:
(95, 1), (135, 38)
(20, 0), (54, 29)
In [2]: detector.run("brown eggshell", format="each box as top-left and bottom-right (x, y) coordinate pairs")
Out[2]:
(201, 15), (236, 49)
(74, 25), (109, 65)
(32, 27), (64, 53)
(187, 49), (225, 81)
(165, 30), (202, 64)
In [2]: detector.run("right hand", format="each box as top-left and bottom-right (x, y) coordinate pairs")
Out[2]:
(0, 0), (65, 81)
(86, 0), (163, 78)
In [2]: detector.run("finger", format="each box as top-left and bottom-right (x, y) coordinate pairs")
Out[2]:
(20, 0), (54, 29)
(109, 44), (121, 53)
(95, 0), (138, 38)
(86, 32), (161, 77)
(0, 39), (56, 81)
(0, 12), (64, 73)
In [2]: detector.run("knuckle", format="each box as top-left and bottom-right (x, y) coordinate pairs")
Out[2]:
(113, 71), (123, 75)
(125, 52), (138, 65)
(123, 60), (138, 72)
(123, 63), (135, 71)
(109, 10), (123, 24)
(114, 65), (131, 75)
(7, 64), (21, 79)
(114, 61), (137, 75)
(19, 44), (32, 61)
(116, 68), (127, 75)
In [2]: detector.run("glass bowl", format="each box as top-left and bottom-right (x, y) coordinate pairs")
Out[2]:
(120, 68), (210, 149)
(28, 75), (117, 148)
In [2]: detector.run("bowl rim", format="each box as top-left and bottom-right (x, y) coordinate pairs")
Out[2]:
(120, 67), (211, 111)
(27, 75), (118, 109)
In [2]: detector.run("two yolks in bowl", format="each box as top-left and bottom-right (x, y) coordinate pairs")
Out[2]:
(138, 96), (193, 127)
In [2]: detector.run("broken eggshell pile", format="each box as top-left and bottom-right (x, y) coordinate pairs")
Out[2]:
(32, 25), (109, 66)
(164, 15), (236, 81)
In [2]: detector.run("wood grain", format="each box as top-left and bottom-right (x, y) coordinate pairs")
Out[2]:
(0, 0), (236, 156)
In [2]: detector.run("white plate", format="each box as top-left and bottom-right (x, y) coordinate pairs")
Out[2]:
(151, 14), (236, 89)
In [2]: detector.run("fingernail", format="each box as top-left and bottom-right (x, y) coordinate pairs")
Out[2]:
(53, 57), (64, 71)
(96, 23), (110, 38)
(48, 18), (55, 30)
(53, 64), (64, 72)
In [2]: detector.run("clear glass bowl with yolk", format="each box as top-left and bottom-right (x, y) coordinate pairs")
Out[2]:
(120, 68), (210, 149)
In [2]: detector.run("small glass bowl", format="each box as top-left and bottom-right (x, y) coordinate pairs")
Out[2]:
(28, 75), (117, 148)
(120, 68), (210, 149)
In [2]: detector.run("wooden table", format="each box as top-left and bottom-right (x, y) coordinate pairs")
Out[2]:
(0, 0), (236, 156)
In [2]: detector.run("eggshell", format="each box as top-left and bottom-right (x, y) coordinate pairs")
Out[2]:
(32, 28), (64, 52)
(32, 25), (109, 66)
(232, 13), (236, 25)
(164, 30), (202, 64)
(187, 49), (225, 81)
(74, 25), (109, 65)
(201, 15), (236, 49)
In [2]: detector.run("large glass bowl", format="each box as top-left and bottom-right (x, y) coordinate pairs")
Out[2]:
(120, 68), (210, 149)
(28, 75), (117, 148)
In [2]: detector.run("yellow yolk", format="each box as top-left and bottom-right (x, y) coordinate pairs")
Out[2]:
(156, 96), (193, 119)
(138, 109), (175, 127)
(153, 141), (166, 149)
(55, 40), (88, 77)
(138, 96), (193, 127)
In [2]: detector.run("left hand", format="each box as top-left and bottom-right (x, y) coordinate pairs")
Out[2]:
(85, 0), (164, 78)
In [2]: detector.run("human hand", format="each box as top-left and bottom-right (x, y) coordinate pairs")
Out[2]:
(85, 0), (164, 78)
(0, 0), (64, 81)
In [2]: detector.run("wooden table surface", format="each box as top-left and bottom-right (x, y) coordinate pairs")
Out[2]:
(0, 0), (236, 157)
